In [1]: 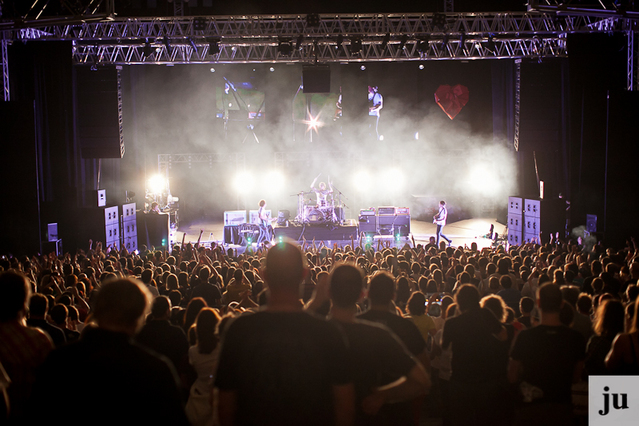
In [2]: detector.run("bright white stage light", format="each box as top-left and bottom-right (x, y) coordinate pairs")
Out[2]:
(414, 132), (419, 140)
(269, 67), (275, 72)
(469, 165), (500, 195)
(381, 168), (405, 191)
(147, 174), (166, 194)
(419, 64), (425, 70)
(233, 171), (254, 193)
(265, 170), (285, 191)
(210, 67), (215, 72)
(353, 170), (372, 192)
(303, 113), (324, 134)
(360, 65), (366, 70)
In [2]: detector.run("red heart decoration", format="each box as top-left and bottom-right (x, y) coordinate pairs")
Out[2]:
(434, 84), (470, 120)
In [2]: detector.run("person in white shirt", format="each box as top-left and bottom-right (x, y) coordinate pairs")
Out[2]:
(433, 200), (452, 247)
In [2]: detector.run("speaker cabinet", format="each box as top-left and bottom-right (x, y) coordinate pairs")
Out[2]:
(76, 66), (125, 158)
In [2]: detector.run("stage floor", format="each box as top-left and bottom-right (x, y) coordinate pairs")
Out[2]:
(176, 217), (506, 251)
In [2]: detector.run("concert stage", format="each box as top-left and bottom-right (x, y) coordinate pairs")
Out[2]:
(273, 221), (359, 242)
(178, 217), (506, 252)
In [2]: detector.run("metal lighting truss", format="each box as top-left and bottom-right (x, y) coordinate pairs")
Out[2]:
(5, 11), (631, 66)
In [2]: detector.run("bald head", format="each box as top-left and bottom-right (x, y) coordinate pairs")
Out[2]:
(93, 278), (152, 335)
(265, 242), (306, 292)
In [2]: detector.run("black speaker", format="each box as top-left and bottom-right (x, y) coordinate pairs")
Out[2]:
(358, 215), (376, 234)
(303, 65), (330, 93)
(377, 215), (410, 236)
(76, 66), (125, 158)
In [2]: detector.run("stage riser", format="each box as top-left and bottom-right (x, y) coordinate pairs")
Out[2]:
(274, 225), (358, 241)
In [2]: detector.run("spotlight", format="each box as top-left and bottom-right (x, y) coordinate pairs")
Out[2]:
(353, 170), (372, 193)
(233, 171), (254, 193)
(210, 67), (215, 72)
(335, 34), (344, 50)
(459, 32), (467, 47)
(269, 66), (275, 72)
(399, 34), (408, 50)
(433, 13), (447, 30)
(208, 38), (220, 55)
(265, 170), (285, 190)
(349, 38), (362, 54)
(418, 64), (424, 70)
(306, 13), (321, 27)
(193, 17), (207, 32)
(360, 65), (366, 71)
(381, 33), (390, 50)
(417, 38), (429, 53)
(143, 40), (153, 58)
(148, 174), (167, 195)
(278, 39), (293, 56)
(486, 34), (495, 52)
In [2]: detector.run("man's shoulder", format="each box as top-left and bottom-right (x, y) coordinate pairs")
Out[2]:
(0, 321), (53, 349)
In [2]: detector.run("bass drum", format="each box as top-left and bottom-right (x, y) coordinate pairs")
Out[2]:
(304, 207), (325, 224)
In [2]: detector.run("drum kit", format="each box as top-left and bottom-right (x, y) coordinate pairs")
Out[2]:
(295, 191), (345, 226)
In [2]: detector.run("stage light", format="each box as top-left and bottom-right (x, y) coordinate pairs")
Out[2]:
(208, 39), (220, 55)
(303, 113), (324, 134)
(233, 171), (254, 193)
(433, 13), (447, 30)
(306, 13), (321, 27)
(350, 38), (362, 54)
(143, 39), (153, 58)
(414, 132), (419, 139)
(210, 67), (215, 72)
(399, 35), (408, 50)
(379, 135), (384, 141)
(419, 64), (424, 70)
(335, 34), (344, 50)
(417, 37), (429, 53)
(353, 170), (372, 193)
(269, 66), (275, 72)
(381, 33), (390, 50)
(265, 170), (285, 190)
(278, 40), (293, 56)
(486, 34), (495, 52)
(193, 17), (207, 31)
(148, 174), (166, 195)
(295, 35), (304, 51)
(381, 168), (405, 191)
(360, 65), (366, 71)
(469, 165), (500, 195)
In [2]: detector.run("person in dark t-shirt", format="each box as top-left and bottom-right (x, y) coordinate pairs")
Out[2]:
(509, 283), (586, 426)
(329, 263), (430, 425)
(357, 271), (430, 370)
(214, 242), (355, 426)
(442, 284), (509, 426)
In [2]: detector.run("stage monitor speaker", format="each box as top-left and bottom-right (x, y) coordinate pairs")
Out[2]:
(76, 66), (125, 158)
(303, 65), (330, 93)
(358, 215), (376, 234)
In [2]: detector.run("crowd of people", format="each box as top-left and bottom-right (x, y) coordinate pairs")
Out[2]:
(1, 234), (639, 425)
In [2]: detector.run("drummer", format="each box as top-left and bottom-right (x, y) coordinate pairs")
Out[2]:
(310, 174), (333, 208)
